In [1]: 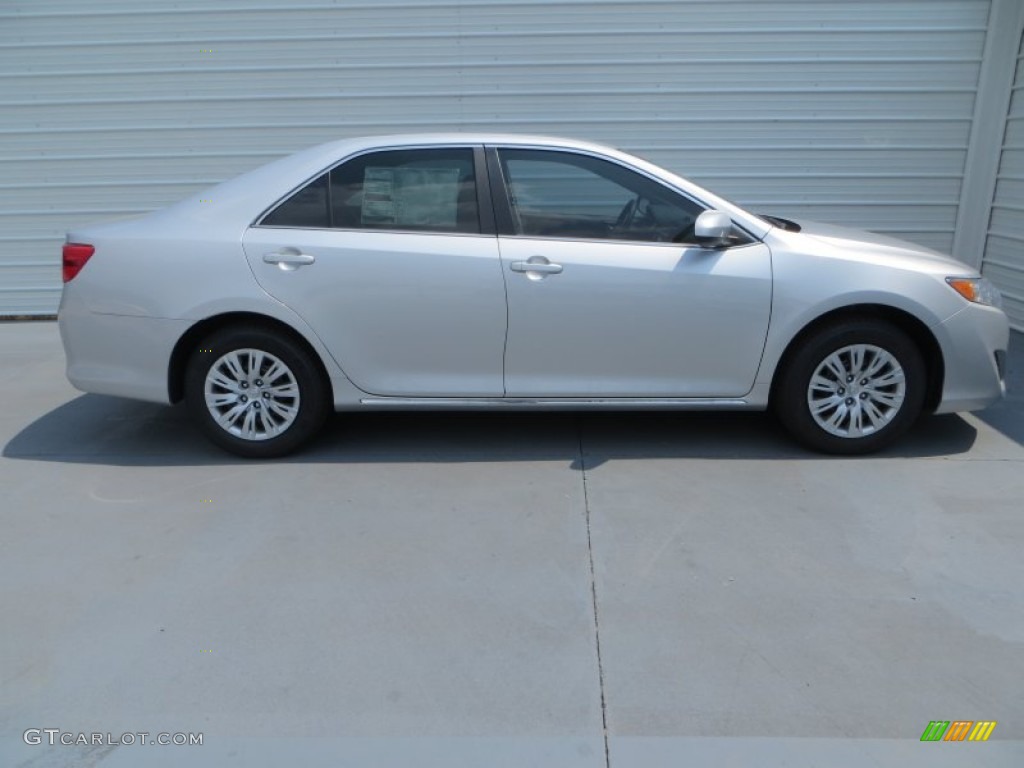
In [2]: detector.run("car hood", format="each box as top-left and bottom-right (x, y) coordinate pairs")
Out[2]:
(768, 219), (973, 275)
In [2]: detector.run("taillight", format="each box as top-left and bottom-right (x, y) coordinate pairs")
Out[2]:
(62, 243), (94, 282)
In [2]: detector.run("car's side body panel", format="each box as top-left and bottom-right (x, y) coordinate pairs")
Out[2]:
(499, 237), (772, 397)
(59, 218), (360, 405)
(242, 227), (508, 397)
(746, 224), (1008, 412)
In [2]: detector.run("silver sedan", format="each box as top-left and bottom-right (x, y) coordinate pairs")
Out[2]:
(58, 134), (1009, 457)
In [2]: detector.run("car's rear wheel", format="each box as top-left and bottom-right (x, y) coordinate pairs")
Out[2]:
(184, 326), (329, 458)
(774, 319), (926, 454)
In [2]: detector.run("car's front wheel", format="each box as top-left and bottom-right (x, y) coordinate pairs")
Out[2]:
(774, 319), (927, 454)
(184, 326), (330, 458)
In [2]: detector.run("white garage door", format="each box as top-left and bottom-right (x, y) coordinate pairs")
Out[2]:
(982, 29), (1024, 330)
(0, 0), (993, 315)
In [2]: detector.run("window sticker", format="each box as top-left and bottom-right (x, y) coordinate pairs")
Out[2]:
(361, 167), (461, 228)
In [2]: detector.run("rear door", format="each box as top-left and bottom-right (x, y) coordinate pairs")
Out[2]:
(243, 146), (507, 397)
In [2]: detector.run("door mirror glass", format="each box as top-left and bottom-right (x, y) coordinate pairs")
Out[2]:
(693, 210), (733, 248)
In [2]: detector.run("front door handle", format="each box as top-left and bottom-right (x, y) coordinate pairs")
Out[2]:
(510, 256), (563, 276)
(264, 249), (315, 270)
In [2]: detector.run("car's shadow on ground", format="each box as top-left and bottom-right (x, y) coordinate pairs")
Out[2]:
(2, 393), (982, 468)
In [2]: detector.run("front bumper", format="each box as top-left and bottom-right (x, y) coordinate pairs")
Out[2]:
(933, 302), (1009, 414)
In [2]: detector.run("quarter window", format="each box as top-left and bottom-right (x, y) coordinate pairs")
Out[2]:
(498, 149), (705, 244)
(261, 148), (480, 234)
(261, 173), (329, 228)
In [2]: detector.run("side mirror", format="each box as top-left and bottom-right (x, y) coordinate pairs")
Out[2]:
(693, 210), (733, 248)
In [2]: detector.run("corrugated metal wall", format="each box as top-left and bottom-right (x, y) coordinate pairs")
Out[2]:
(0, 0), (996, 315)
(983, 29), (1024, 330)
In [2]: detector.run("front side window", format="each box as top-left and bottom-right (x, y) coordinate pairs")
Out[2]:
(261, 148), (480, 234)
(497, 149), (705, 243)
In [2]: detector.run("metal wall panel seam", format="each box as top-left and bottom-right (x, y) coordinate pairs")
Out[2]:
(0, 27), (992, 49)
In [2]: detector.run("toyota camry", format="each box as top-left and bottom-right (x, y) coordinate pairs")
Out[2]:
(58, 134), (1009, 457)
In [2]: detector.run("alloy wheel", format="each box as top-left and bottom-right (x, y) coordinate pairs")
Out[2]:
(203, 348), (301, 441)
(806, 343), (906, 438)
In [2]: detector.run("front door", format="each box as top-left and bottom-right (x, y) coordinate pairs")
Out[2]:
(493, 147), (772, 398)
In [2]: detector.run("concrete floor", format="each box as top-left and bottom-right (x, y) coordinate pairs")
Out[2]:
(1, 321), (1022, 767)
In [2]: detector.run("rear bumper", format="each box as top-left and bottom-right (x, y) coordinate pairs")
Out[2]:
(59, 288), (188, 405)
(933, 303), (1009, 414)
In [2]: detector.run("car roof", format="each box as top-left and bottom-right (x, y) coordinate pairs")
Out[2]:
(315, 132), (618, 154)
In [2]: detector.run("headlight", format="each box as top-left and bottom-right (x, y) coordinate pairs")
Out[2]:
(946, 277), (1003, 308)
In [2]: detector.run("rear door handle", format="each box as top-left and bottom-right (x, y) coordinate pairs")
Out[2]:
(510, 257), (563, 275)
(264, 249), (315, 270)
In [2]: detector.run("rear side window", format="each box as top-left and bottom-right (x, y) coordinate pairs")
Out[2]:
(260, 148), (479, 234)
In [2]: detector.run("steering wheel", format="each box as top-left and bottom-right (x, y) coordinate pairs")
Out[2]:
(615, 197), (638, 230)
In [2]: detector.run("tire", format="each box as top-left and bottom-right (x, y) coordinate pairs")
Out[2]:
(184, 326), (330, 458)
(774, 319), (926, 455)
